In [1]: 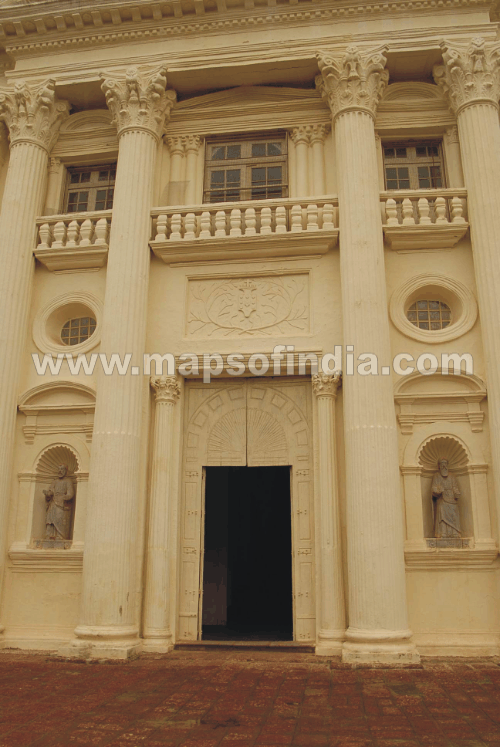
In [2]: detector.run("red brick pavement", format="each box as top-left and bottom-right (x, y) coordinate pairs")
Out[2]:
(0, 649), (500, 747)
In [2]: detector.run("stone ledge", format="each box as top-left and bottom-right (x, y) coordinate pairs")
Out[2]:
(8, 543), (83, 572)
(405, 544), (498, 570)
(383, 223), (469, 251)
(34, 246), (108, 273)
(150, 231), (338, 265)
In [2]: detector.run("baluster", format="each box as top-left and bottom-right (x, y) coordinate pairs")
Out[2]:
(94, 217), (109, 246)
(155, 214), (168, 241)
(275, 206), (287, 234)
(184, 213), (196, 240)
(451, 196), (466, 224)
(260, 207), (272, 235)
(244, 208), (256, 236)
(306, 204), (319, 231)
(200, 211), (212, 239)
(322, 204), (335, 231)
(291, 204), (303, 233)
(417, 197), (431, 225)
(229, 208), (242, 237)
(435, 196), (448, 224)
(51, 221), (67, 248)
(65, 220), (80, 247)
(170, 213), (182, 240)
(385, 198), (399, 226)
(215, 210), (227, 237)
(79, 218), (93, 246)
(38, 223), (52, 249)
(402, 198), (415, 225)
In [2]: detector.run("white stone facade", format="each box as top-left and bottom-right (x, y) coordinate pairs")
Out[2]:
(0, 0), (499, 662)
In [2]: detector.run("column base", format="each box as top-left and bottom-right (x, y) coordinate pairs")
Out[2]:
(315, 629), (345, 657)
(142, 630), (174, 654)
(59, 625), (142, 660)
(342, 628), (420, 665)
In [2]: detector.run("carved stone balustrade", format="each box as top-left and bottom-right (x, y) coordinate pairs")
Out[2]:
(35, 211), (112, 272)
(150, 197), (339, 264)
(381, 189), (468, 251)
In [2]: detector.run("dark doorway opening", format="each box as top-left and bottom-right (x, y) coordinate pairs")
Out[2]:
(202, 466), (293, 641)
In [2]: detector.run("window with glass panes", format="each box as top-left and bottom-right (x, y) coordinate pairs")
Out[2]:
(383, 143), (444, 190)
(406, 300), (451, 330)
(65, 165), (116, 213)
(204, 135), (287, 203)
(61, 317), (97, 346)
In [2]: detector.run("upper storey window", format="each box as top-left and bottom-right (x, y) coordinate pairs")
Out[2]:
(204, 134), (288, 203)
(65, 165), (116, 213)
(383, 142), (444, 190)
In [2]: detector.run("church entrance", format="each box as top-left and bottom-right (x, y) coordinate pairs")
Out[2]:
(201, 466), (293, 641)
(178, 379), (315, 643)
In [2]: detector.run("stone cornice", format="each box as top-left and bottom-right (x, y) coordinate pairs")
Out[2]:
(316, 45), (389, 120)
(0, 77), (69, 150)
(433, 37), (500, 114)
(0, 0), (494, 58)
(101, 66), (176, 140)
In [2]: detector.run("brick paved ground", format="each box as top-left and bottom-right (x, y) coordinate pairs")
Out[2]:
(1, 649), (500, 747)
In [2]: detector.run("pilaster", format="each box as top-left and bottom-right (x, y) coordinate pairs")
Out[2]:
(0, 79), (69, 643)
(434, 38), (500, 548)
(143, 376), (181, 653)
(316, 46), (419, 664)
(63, 67), (176, 660)
(312, 372), (345, 656)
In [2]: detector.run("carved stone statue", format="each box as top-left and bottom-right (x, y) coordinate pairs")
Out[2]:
(43, 464), (75, 541)
(432, 458), (461, 538)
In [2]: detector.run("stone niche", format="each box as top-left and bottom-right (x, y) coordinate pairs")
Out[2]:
(30, 445), (79, 549)
(418, 435), (473, 544)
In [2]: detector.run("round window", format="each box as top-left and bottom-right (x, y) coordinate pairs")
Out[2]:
(406, 300), (451, 331)
(61, 317), (97, 346)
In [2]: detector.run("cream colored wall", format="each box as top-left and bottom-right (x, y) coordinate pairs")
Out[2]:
(0, 4), (499, 653)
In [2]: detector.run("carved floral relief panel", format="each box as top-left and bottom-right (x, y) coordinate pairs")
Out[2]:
(186, 271), (310, 338)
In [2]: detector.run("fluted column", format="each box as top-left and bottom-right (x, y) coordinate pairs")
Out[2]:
(290, 126), (309, 197)
(167, 136), (185, 205)
(309, 124), (329, 196)
(312, 372), (345, 656)
(444, 126), (465, 188)
(316, 47), (419, 664)
(65, 67), (176, 660)
(0, 81), (69, 640)
(434, 38), (500, 542)
(143, 375), (181, 652)
(184, 135), (203, 205)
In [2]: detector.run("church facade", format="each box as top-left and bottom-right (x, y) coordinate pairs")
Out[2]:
(0, 0), (499, 663)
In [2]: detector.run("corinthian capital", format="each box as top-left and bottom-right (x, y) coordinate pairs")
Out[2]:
(315, 46), (389, 120)
(312, 371), (342, 398)
(0, 79), (70, 151)
(150, 375), (181, 404)
(101, 66), (176, 141)
(433, 38), (500, 115)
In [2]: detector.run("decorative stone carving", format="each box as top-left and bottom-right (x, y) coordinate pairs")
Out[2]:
(187, 273), (310, 338)
(308, 123), (331, 144)
(43, 464), (75, 541)
(431, 458), (461, 539)
(289, 125), (310, 145)
(433, 38), (500, 114)
(166, 135), (185, 154)
(150, 375), (181, 404)
(445, 125), (460, 144)
(312, 371), (341, 398)
(184, 134), (203, 153)
(0, 78), (69, 150)
(316, 46), (389, 120)
(100, 66), (176, 140)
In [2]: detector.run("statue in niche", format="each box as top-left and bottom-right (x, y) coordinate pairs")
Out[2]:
(43, 464), (74, 541)
(432, 458), (461, 538)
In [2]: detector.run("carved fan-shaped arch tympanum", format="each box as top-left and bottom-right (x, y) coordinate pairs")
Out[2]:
(36, 445), (79, 478)
(418, 435), (469, 473)
(247, 408), (288, 466)
(207, 407), (246, 466)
